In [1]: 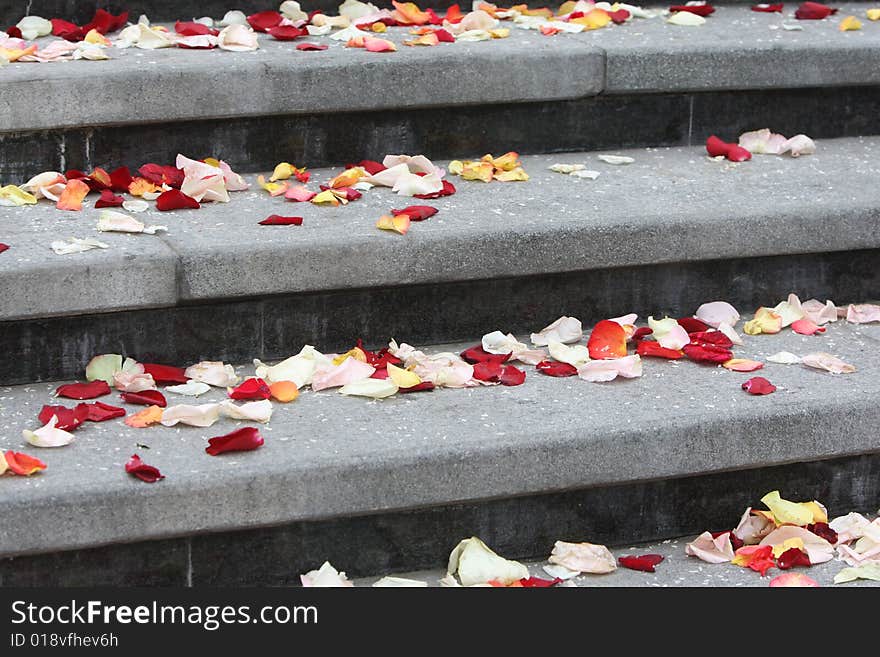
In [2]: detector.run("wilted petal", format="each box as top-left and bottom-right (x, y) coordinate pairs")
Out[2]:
(759, 525), (834, 564)
(531, 316), (583, 346)
(312, 358), (375, 391)
(695, 301), (741, 328)
(686, 531), (735, 563)
(56, 179), (90, 211)
(577, 355), (642, 382)
(448, 536), (529, 586)
(218, 24), (259, 50)
(760, 490), (815, 526)
(124, 405), (164, 428)
(338, 378), (398, 398)
(734, 507), (775, 545)
(743, 307), (783, 335)
(845, 303), (880, 324)
(548, 340), (591, 367)
(801, 352), (855, 374)
(125, 454), (164, 483)
(801, 299), (838, 325)
(767, 351), (801, 364)
(301, 562), (354, 587)
(160, 403), (222, 427)
(549, 540), (616, 574)
(392, 171), (443, 196)
(647, 316), (690, 350)
(184, 361), (240, 387)
(372, 576), (427, 587)
(219, 399), (273, 422)
(23, 415), (75, 448)
(738, 128), (787, 155)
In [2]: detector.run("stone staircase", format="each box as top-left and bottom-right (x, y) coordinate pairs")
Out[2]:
(0, 2), (878, 585)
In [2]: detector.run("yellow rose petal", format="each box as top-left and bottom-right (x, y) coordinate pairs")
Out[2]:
(387, 363), (421, 388)
(839, 15), (862, 30)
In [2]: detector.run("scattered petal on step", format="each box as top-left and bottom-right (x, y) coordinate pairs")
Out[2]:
(125, 405), (164, 428)
(206, 427), (265, 455)
(794, 2), (837, 19)
(448, 536), (529, 586)
(723, 359), (763, 372)
(185, 361), (240, 387)
(97, 210), (166, 234)
(596, 154), (635, 165)
(160, 403), (223, 427)
(338, 378), (398, 398)
(85, 354), (123, 385)
(166, 381), (212, 397)
(51, 237), (110, 255)
(743, 307), (783, 335)
(4, 450), (47, 476)
(801, 352), (855, 374)
(587, 320), (628, 359)
(142, 363), (189, 385)
(647, 316), (690, 350)
(228, 377), (271, 400)
(372, 576), (428, 587)
(834, 564), (880, 584)
(618, 554), (664, 572)
(845, 303), (880, 324)
(125, 454), (164, 483)
(38, 404), (88, 431)
(838, 15), (861, 30)
(577, 354), (642, 382)
(121, 390), (167, 407)
(667, 10), (706, 25)
(536, 360), (578, 377)
(23, 415), (75, 448)
(269, 381), (300, 403)
(760, 526), (834, 564)
(770, 573), (819, 587)
(218, 24), (259, 50)
(259, 215), (303, 226)
(686, 531), (735, 563)
(549, 541), (616, 574)
(791, 318), (825, 335)
(301, 562), (353, 587)
(530, 316), (583, 346)
(56, 380), (111, 400)
(732, 545), (775, 576)
(738, 128), (787, 155)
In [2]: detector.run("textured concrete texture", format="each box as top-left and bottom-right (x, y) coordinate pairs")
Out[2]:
(2, 452), (877, 584)
(4, 5), (880, 133)
(592, 3), (880, 92)
(0, 319), (878, 557)
(2, 137), (880, 319)
(0, 27), (603, 133)
(356, 532), (880, 587)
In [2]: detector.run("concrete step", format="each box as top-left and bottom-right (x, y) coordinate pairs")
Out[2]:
(3, 5), (880, 177)
(0, 320), (878, 584)
(2, 138), (880, 384)
(353, 533), (880, 587)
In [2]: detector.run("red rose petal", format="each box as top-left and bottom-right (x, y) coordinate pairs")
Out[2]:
(206, 427), (265, 456)
(807, 522), (838, 545)
(268, 25), (307, 40)
(669, 4), (715, 16)
(794, 2), (836, 19)
(141, 363), (189, 385)
(390, 205), (438, 221)
(259, 215), (303, 226)
(247, 10), (283, 32)
(319, 185), (362, 201)
(689, 330), (734, 348)
(0, 243), (8, 254)
(83, 9), (129, 35)
(434, 28), (455, 41)
(94, 189), (125, 208)
(677, 317), (710, 333)
(414, 180), (456, 199)
(139, 163), (184, 188)
(399, 381), (436, 393)
(712, 530), (745, 551)
(683, 343), (734, 364)
(356, 340), (403, 368)
(121, 390), (167, 407)
(706, 135), (732, 157)
(296, 42), (329, 51)
(777, 547), (811, 570)
(55, 380), (111, 400)
(519, 577), (562, 587)
(347, 160), (386, 175)
(174, 21), (218, 36)
(618, 554), (665, 573)
(5, 451), (47, 476)
(125, 454), (164, 483)
(631, 326), (653, 342)
(637, 341), (683, 359)
(50, 18), (83, 41)
(742, 376), (776, 395)
(609, 8), (631, 22)
(588, 320), (628, 360)
(535, 360), (578, 377)
(108, 166), (133, 192)
(751, 3), (785, 11)
(499, 365), (526, 386)
(81, 401), (126, 422)
(726, 145), (752, 162)
(460, 345), (511, 364)
(6, 25), (23, 38)
(473, 361), (504, 382)
(38, 404), (89, 431)
(229, 377), (271, 400)
(156, 189), (200, 211)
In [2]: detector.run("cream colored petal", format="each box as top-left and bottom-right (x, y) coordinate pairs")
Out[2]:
(23, 415), (75, 448)
(448, 536), (529, 586)
(548, 540), (616, 574)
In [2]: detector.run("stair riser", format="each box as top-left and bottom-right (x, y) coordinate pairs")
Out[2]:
(2, 248), (876, 385)
(1, 452), (876, 586)
(3, 86), (879, 181)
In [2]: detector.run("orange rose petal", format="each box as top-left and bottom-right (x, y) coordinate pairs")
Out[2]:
(587, 320), (628, 360)
(56, 179), (90, 211)
(269, 381), (300, 403)
(723, 359), (765, 372)
(125, 405), (164, 428)
(4, 450), (47, 476)
(376, 214), (411, 235)
(128, 177), (160, 197)
(329, 167), (364, 189)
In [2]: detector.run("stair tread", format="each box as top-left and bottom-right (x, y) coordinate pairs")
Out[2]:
(0, 318), (878, 556)
(2, 137), (880, 320)
(4, 5), (880, 132)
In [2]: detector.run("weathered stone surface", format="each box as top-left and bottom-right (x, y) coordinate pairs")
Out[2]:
(2, 138), (880, 320)
(0, 320), (878, 558)
(0, 28), (603, 133)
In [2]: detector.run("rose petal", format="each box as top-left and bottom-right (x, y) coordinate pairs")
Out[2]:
(389, 205), (438, 221)
(219, 399), (273, 423)
(81, 401), (126, 422)
(125, 454), (164, 483)
(647, 316), (690, 350)
(636, 341), (683, 359)
(4, 450), (47, 476)
(38, 404), (89, 431)
(296, 42), (328, 51)
(771, 572), (819, 587)
(121, 389), (167, 407)
(228, 377), (271, 400)
(23, 415), (76, 448)
(587, 320), (628, 359)
(741, 376), (776, 395)
(448, 537), (529, 586)
(56, 380), (111, 400)
(794, 2), (837, 19)
(732, 545), (775, 576)
(686, 531), (735, 563)
(801, 352), (856, 374)
(160, 403), (222, 427)
(156, 189), (200, 211)
(618, 554), (664, 572)
(259, 214), (303, 226)
(206, 427), (265, 455)
(530, 316), (583, 346)
(142, 363), (189, 385)
(549, 541), (617, 574)
(269, 380), (300, 403)
(535, 360), (578, 377)
(338, 378), (398, 398)
(56, 179), (90, 211)
(124, 405), (164, 428)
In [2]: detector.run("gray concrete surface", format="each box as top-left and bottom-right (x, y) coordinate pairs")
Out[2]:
(356, 533), (880, 587)
(2, 136), (880, 318)
(3, 6), (880, 132)
(591, 4), (880, 92)
(0, 27), (603, 132)
(0, 320), (877, 556)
